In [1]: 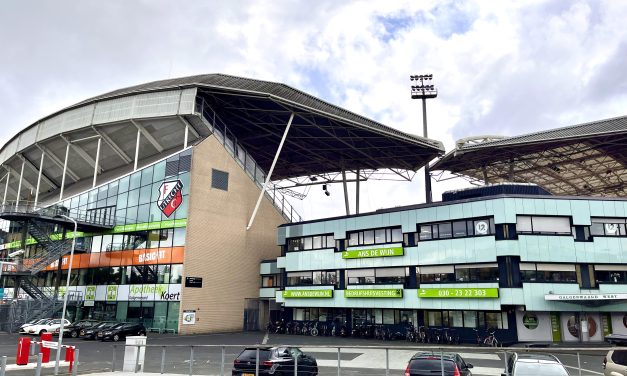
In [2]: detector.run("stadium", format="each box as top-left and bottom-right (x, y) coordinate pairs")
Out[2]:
(1, 74), (626, 343)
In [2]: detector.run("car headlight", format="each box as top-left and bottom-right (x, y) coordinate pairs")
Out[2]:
(104, 331), (112, 335)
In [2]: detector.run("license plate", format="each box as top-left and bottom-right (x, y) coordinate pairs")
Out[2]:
(242, 374), (254, 376)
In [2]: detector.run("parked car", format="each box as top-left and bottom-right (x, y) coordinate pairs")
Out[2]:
(58, 319), (100, 338)
(18, 318), (51, 334)
(603, 349), (627, 376)
(503, 353), (569, 376)
(27, 319), (71, 335)
(81, 321), (119, 340)
(232, 346), (318, 375)
(99, 323), (147, 342)
(405, 351), (473, 376)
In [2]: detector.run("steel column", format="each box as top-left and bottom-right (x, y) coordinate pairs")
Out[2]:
(16, 159), (25, 208)
(247, 112), (294, 230)
(355, 169), (360, 214)
(2, 172), (8, 205)
(93, 137), (101, 188)
(342, 169), (350, 215)
(59, 142), (70, 201)
(34, 152), (45, 207)
(134, 129), (141, 170)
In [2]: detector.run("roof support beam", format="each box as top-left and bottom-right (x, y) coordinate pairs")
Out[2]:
(247, 112), (294, 230)
(61, 135), (102, 173)
(17, 153), (58, 189)
(5, 164), (36, 194)
(92, 126), (132, 164)
(131, 119), (164, 153)
(35, 143), (80, 182)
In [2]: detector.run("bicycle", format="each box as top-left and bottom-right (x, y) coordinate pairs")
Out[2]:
(483, 328), (499, 347)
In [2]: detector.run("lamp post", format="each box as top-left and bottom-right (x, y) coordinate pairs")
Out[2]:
(54, 214), (77, 375)
(410, 74), (437, 203)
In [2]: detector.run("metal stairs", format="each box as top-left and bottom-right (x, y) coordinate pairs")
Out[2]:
(25, 220), (73, 274)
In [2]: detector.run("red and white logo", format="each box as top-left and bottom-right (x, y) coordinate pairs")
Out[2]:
(157, 180), (183, 217)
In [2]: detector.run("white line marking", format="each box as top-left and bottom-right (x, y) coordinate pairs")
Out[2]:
(563, 364), (604, 375)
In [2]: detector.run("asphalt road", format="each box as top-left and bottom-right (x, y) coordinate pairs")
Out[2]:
(0, 331), (609, 375)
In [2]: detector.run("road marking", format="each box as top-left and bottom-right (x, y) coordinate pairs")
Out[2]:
(262, 332), (269, 344)
(563, 364), (604, 375)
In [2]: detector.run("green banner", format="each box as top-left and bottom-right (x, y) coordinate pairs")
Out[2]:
(342, 246), (403, 259)
(550, 312), (562, 342)
(283, 290), (333, 298)
(345, 289), (403, 298)
(601, 312), (612, 338)
(106, 285), (118, 301)
(418, 288), (499, 298)
(85, 286), (96, 300)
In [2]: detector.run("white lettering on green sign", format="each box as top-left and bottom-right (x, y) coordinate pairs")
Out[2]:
(418, 288), (499, 298)
(283, 290), (333, 298)
(344, 289), (403, 298)
(342, 246), (403, 259)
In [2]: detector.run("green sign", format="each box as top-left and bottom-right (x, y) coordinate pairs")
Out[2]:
(283, 290), (333, 298)
(418, 288), (499, 298)
(85, 286), (96, 301)
(550, 312), (561, 342)
(106, 285), (118, 301)
(345, 289), (403, 298)
(523, 313), (539, 329)
(601, 312), (612, 338)
(342, 246), (403, 259)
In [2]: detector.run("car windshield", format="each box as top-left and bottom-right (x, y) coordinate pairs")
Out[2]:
(514, 363), (569, 376)
(236, 349), (272, 362)
(111, 323), (126, 329)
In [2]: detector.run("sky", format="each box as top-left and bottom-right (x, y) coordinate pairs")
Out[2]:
(2, 0), (627, 220)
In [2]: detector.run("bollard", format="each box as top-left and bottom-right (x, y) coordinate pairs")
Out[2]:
(16, 337), (31, 366)
(294, 352), (298, 375)
(220, 346), (225, 376)
(30, 340), (36, 356)
(72, 349), (79, 376)
(386, 348), (390, 376)
(65, 346), (75, 372)
(40, 332), (52, 363)
(337, 347), (341, 376)
(135, 345), (141, 373)
(255, 347), (260, 376)
(577, 352), (582, 376)
(503, 351), (509, 376)
(161, 346), (166, 374)
(112, 345), (116, 372)
(35, 353), (43, 376)
(189, 346), (194, 376)
(440, 349), (445, 376)
(1, 355), (7, 376)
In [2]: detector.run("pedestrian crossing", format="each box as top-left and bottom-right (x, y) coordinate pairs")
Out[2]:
(301, 347), (505, 375)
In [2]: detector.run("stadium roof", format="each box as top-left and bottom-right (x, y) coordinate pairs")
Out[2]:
(0, 74), (444, 205)
(431, 115), (627, 197)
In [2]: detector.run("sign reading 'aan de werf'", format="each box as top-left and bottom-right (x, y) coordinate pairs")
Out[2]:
(157, 180), (183, 217)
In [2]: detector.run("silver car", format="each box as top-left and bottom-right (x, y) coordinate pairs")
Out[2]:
(603, 349), (627, 376)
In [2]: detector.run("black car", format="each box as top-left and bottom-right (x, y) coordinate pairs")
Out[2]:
(232, 347), (318, 376)
(405, 351), (473, 376)
(99, 323), (147, 342)
(81, 321), (119, 340)
(62, 319), (100, 338)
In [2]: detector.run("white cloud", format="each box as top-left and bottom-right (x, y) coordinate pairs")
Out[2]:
(2, 0), (627, 220)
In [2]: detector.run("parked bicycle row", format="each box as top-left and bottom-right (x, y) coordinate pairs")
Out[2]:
(267, 320), (501, 346)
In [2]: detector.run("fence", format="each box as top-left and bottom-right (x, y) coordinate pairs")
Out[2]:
(81, 343), (613, 376)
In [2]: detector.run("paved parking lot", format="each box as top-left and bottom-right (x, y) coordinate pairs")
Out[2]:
(0, 331), (607, 375)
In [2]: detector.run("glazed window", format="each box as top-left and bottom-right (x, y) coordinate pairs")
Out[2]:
(590, 218), (627, 237)
(347, 227), (402, 246)
(594, 265), (627, 284)
(516, 215), (571, 235)
(454, 263), (499, 282)
(520, 263), (577, 282)
(419, 218), (495, 241)
(287, 270), (338, 286)
(286, 234), (335, 251)
(418, 265), (455, 283)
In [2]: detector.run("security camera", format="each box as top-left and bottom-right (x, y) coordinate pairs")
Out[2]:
(8, 250), (25, 257)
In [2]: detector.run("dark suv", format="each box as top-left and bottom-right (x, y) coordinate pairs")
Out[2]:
(232, 347), (318, 375)
(405, 352), (473, 376)
(81, 321), (119, 340)
(62, 319), (100, 338)
(99, 323), (147, 341)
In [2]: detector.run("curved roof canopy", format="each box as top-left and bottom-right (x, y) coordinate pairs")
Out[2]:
(0, 74), (444, 205)
(432, 115), (627, 197)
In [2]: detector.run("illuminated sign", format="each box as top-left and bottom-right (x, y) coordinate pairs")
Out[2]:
(342, 246), (403, 259)
(418, 288), (499, 298)
(344, 289), (403, 298)
(283, 290), (333, 298)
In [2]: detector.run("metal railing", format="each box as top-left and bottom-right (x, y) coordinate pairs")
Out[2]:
(195, 97), (302, 223)
(101, 342), (612, 376)
(0, 201), (115, 228)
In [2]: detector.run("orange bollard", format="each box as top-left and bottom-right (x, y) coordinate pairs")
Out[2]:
(65, 346), (75, 371)
(16, 337), (31, 365)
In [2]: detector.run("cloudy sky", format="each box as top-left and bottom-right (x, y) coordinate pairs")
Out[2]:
(2, 0), (627, 220)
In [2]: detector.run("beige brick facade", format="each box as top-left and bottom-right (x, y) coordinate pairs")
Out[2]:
(179, 136), (285, 333)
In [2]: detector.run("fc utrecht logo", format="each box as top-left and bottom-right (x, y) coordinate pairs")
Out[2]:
(157, 180), (183, 217)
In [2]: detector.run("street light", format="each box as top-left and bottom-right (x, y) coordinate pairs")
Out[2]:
(53, 214), (77, 376)
(410, 74), (438, 203)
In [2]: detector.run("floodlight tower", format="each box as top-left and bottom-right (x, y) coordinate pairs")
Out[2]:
(410, 74), (437, 203)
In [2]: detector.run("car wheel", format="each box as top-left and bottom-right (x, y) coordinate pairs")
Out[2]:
(139, 331), (146, 336)
(113, 334), (120, 342)
(39, 329), (46, 335)
(71, 331), (78, 338)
